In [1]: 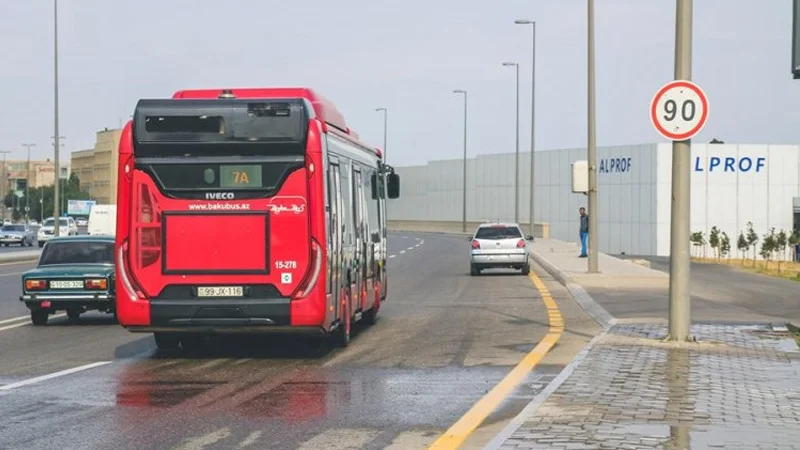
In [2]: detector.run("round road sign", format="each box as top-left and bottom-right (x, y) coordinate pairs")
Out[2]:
(650, 80), (709, 141)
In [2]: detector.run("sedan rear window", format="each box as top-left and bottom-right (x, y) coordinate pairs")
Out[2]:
(39, 242), (114, 266)
(1, 225), (25, 232)
(475, 226), (522, 240)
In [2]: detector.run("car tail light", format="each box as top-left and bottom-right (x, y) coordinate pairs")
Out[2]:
(293, 238), (322, 299)
(85, 278), (108, 290)
(517, 239), (526, 248)
(471, 240), (480, 249)
(25, 279), (46, 290)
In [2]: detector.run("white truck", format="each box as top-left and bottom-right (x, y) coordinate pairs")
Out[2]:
(87, 204), (116, 236)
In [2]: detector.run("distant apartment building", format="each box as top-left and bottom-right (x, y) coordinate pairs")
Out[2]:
(69, 127), (122, 204)
(0, 159), (70, 195)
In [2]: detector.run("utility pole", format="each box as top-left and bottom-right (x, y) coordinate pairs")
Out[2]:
(53, 0), (62, 237)
(668, 0), (693, 342)
(515, 19), (537, 238)
(375, 107), (388, 164)
(0, 151), (10, 221)
(502, 61), (520, 223)
(587, 0), (599, 273)
(22, 143), (36, 221)
(453, 90), (468, 232)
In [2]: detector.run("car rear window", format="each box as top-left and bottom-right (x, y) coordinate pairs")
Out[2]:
(475, 226), (522, 239)
(39, 241), (114, 266)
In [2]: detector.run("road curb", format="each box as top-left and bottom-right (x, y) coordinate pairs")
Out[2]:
(480, 329), (609, 450)
(529, 250), (616, 330)
(0, 251), (40, 264)
(388, 228), (472, 237)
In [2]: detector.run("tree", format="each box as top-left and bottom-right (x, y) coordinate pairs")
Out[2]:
(776, 229), (788, 272)
(737, 231), (749, 263)
(746, 222), (759, 266)
(720, 231), (731, 261)
(4, 174), (91, 223)
(690, 231), (705, 258)
(789, 230), (800, 262)
(709, 226), (721, 261)
(760, 228), (776, 268)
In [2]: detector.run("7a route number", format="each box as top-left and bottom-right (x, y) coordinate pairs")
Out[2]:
(650, 80), (709, 141)
(275, 260), (297, 270)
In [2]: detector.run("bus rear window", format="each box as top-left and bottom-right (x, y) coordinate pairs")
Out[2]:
(144, 161), (302, 191)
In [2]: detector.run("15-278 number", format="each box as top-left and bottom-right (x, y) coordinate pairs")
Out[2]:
(275, 260), (297, 269)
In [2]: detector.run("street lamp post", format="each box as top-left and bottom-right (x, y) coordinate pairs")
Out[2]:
(375, 107), (388, 163)
(22, 143), (36, 220)
(586, 0), (599, 273)
(53, 0), (62, 237)
(503, 61), (521, 223)
(515, 19), (536, 238)
(0, 151), (9, 221)
(453, 90), (468, 232)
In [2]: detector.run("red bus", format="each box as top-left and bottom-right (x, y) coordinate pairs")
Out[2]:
(114, 87), (400, 350)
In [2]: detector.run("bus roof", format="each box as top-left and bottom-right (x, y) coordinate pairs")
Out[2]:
(172, 87), (347, 131)
(168, 87), (381, 159)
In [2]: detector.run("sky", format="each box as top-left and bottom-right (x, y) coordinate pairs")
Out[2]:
(0, 0), (798, 167)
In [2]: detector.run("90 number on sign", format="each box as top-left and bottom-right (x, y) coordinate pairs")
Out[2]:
(650, 80), (709, 141)
(663, 99), (696, 122)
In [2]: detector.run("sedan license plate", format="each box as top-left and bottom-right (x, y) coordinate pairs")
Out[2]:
(49, 280), (83, 289)
(197, 286), (244, 297)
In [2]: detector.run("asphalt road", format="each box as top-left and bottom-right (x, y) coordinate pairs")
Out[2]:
(613, 255), (800, 325)
(0, 232), (596, 450)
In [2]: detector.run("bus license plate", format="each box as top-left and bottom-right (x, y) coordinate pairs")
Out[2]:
(197, 286), (244, 297)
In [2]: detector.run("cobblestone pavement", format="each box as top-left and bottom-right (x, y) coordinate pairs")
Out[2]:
(496, 324), (800, 449)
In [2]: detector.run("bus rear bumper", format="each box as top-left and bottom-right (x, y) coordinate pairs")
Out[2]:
(124, 324), (327, 335)
(141, 298), (321, 334)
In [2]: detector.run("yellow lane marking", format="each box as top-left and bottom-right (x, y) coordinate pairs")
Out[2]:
(427, 270), (564, 450)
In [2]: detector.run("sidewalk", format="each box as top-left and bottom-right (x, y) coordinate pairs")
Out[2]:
(483, 239), (800, 449)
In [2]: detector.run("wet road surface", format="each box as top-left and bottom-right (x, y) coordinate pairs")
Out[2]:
(0, 232), (593, 450)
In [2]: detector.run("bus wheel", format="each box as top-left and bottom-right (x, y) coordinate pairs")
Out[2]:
(154, 333), (180, 351)
(335, 295), (351, 347)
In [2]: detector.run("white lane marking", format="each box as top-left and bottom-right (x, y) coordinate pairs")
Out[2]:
(399, 250), (406, 254)
(297, 429), (380, 450)
(0, 315), (29, 325)
(389, 255), (396, 259)
(172, 428), (232, 450)
(237, 431), (262, 449)
(406, 247), (415, 251)
(0, 313), (67, 331)
(0, 361), (112, 391)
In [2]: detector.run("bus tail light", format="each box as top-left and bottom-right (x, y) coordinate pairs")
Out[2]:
(293, 238), (322, 299)
(25, 279), (47, 290)
(118, 239), (147, 301)
(137, 184), (162, 269)
(85, 278), (108, 290)
(471, 240), (480, 249)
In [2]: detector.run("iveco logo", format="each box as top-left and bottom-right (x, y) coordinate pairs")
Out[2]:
(205, 192), (234, 200)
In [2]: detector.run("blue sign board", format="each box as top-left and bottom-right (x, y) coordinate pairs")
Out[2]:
(599, 157), (632, 174)
(693, 156), (766, 173)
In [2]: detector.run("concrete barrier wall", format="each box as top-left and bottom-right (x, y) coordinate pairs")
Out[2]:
(388, 220), (550, 238)
(386, 144), (659, 255)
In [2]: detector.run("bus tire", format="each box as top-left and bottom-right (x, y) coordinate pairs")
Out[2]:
(154, 333), (180, 351)
(334, 292), (351, 347)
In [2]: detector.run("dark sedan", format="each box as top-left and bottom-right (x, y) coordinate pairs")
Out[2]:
(20, 235), (115, 325)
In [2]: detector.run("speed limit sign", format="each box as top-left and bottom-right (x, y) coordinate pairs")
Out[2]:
(650, 80), (709, 141)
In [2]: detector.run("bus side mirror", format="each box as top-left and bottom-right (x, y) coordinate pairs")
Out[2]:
(371, 231), (381, 243)
(370, 173), (378, 199)
(387, 173), (400, 199)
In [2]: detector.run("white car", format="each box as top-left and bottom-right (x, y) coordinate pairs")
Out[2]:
(37, 217), (78, 247)
(469, 222), (532, 276)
